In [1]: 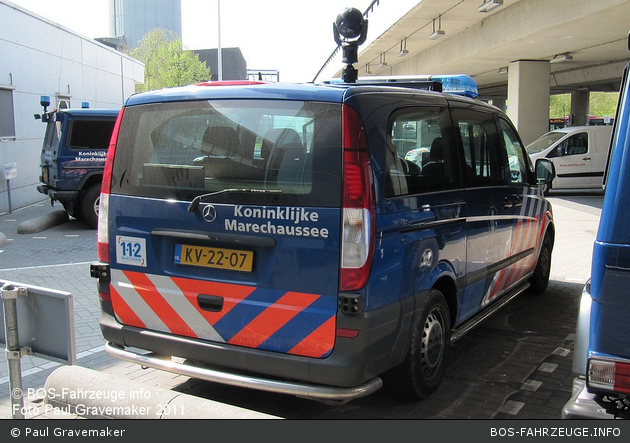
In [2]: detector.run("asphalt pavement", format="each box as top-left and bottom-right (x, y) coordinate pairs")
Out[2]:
(0, 192), (603, 420)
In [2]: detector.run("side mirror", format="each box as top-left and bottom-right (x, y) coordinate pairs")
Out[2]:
(536, 158), (555, 185)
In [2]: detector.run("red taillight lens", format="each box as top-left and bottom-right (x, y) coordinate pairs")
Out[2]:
(340, 104), (375, 292)
(97, 108), (125, 263)
(588, 358), (630, 395)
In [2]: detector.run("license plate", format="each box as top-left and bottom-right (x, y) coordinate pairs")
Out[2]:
(174, 244), (254, 272)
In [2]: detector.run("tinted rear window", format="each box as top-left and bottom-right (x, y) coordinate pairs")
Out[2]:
(111, 100), (342, 207)
(68, 119), (116, 149)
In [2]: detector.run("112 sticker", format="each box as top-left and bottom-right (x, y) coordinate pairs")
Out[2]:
(116, 236), (147, 267)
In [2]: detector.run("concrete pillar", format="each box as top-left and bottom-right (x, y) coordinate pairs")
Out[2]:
(570, 89), (590, 126)
(506, 60), (551, 145)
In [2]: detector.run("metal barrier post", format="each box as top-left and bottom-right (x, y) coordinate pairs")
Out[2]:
(1, 283), (28, 419)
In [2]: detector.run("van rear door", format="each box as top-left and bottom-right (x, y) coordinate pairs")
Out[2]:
(107, 99), (343, 358)
(39, 111), (65, 188)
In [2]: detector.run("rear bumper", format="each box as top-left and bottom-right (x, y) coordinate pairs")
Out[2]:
(37, 185), (78, 203)
(562, 377), (624, 419)
(105, 342), (382, 403)
(99, 290), (415, 401)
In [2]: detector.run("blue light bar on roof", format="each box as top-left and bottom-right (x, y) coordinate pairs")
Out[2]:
(323, 74), (478, 98)
(429, 75), (478, 98)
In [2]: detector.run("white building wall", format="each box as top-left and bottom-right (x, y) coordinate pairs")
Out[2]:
(0, 1), (144, 213)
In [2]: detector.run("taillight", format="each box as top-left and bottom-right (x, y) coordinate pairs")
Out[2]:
(97, 108), (125, 263)
(588, 358), (630, 395)
(340, 104), (375, 291)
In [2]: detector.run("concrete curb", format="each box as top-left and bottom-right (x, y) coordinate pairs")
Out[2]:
(17, 210), (68, 234)
(44, 366), (280, 419)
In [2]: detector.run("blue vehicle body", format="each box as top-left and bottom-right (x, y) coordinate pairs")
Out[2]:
(563, 57), (630, 419)
(93, 79), (555, 402)
(37, 108), (119, 228)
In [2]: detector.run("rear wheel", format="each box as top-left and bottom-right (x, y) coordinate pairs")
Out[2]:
(528, 232), (552, 294)
(385, 289), (451, 400)
(80, 184), (101, 229)
(62, 201), (82, 220)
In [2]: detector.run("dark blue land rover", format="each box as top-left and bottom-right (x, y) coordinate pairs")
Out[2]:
(36, 107), (119, 228)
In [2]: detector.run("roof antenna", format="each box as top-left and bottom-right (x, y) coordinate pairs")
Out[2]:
(333, 7), (368, 83)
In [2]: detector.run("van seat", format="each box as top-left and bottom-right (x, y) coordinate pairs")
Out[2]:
(422, 137), (446, 177)
(265, 129), (307, 185)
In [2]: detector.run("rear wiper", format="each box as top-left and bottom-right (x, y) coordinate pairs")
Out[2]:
(188, 188), (283, 212)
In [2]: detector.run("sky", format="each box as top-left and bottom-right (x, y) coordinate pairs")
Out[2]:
(8, 0), (419, 83)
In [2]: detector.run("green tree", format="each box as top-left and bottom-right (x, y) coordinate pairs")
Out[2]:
(549, 92), (618, 119)
(130, 28), (210, 92)
(589, 92), (618, 118)
(549, 93), (571, 119)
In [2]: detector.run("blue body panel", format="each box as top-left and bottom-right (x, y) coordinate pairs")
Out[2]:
(587, 63), (630, 363)
(563, 63), (630, 419)
(108, 195), (341, 357)
(588, 242), (630, 360)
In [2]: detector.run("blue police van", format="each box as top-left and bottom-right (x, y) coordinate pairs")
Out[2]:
(91, 9), (556, 403)
(562, 33), (630, 420)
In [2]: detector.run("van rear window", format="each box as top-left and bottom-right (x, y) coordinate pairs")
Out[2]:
(111, 100), (342, 207)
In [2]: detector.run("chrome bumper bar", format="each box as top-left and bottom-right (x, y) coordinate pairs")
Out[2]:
(105, 342), (383, 403)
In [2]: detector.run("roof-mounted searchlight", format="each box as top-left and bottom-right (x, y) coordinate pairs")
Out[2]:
(333, 7), (368, 83)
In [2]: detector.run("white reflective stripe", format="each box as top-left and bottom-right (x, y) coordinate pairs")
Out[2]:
(111, 269), (169, 332)
(146, 274), (225, 342)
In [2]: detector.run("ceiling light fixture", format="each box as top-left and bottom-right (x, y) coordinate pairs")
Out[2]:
(429, 16), (445, 40)
(550, 53), (573, 63)
(498, 67), (508, 75)
(478, 0), (503, 13)
(378, 53), (388, 67)
(398, 38), (409, 57)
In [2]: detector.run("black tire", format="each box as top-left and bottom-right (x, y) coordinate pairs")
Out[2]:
(528, 232), (552, 294)
(62, 201), (82, 220)
(80, 184), (101, 229)
(385, 289), (451, 400)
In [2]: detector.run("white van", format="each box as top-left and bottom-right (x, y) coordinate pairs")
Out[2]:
(526, 125), (612, 192)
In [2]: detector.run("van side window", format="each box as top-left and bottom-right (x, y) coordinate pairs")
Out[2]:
(565, 132), (588, 155)
(499, 118), (531, 185)
(546, 132), (589, 158)
(386, 108), (459, 197)
(451, 109), (504, 187)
